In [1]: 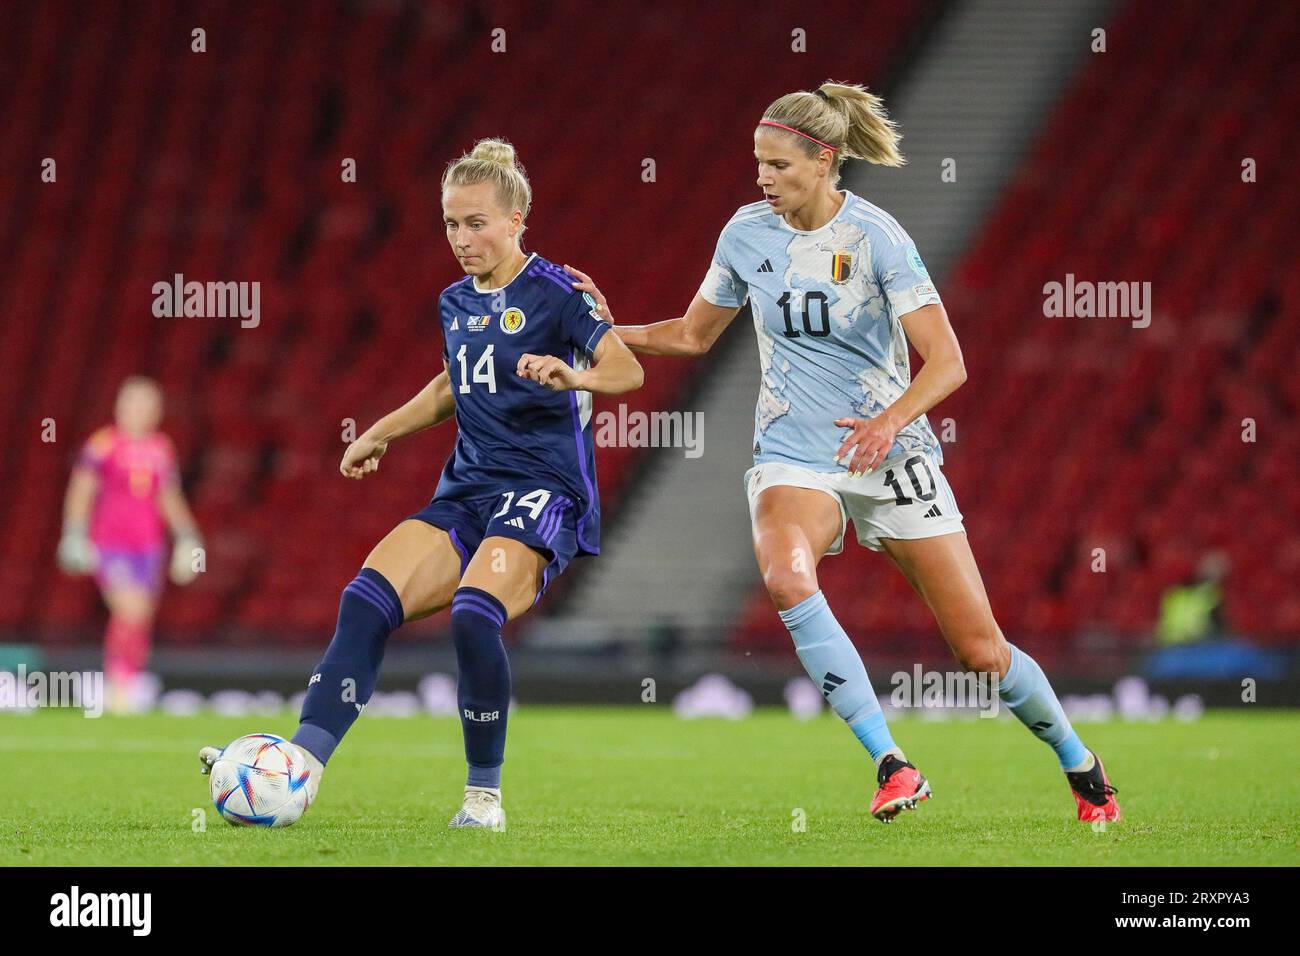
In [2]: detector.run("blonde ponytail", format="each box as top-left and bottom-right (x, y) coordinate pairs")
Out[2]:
(760, 81), (905, 181)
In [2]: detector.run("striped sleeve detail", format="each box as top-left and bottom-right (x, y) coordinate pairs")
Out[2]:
(725, 206), (771, 230)
(528, 260), (576, 292)
(848, 201), (907, 246)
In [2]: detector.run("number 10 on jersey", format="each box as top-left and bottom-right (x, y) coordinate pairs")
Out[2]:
(778, 291), (830, 338)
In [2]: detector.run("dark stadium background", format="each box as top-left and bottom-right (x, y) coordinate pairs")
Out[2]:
(2, 0), (1296, 707)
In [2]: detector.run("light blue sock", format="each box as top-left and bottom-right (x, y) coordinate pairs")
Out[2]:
(998, 644), (1088, 770)
(779, 591), (897, 762)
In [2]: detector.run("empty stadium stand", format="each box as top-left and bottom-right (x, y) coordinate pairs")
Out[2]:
(734, 0), (1300, 657)
(0, 0), (932, 645)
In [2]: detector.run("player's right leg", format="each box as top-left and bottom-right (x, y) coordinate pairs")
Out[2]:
(199, 520), (464, 805)
(746, 466), (927, 822)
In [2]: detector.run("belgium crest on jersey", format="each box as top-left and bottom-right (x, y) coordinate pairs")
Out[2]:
(831, 251), (853, 283)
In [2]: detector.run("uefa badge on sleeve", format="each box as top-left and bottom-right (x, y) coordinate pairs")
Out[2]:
(906, 245), (930, 279)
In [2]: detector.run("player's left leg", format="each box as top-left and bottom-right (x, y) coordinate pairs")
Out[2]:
(445, 536), (549, 830)
(880, 532), (1120, 822)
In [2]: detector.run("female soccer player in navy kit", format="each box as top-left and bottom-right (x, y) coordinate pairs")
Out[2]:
(570, 83), (1120, 825)
(201, 139), (643, 829)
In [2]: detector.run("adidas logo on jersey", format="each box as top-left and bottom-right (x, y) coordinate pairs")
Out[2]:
(449, 317), (460, 331)
(921, 504), (943, 518)
(757, 259), (774, 273)
(505, 517), (526, 529)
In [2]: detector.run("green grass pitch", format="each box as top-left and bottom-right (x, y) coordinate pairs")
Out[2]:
(1, 707), (1296, 866)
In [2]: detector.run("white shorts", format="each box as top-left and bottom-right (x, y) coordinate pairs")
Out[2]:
(743, 452), (965, 553)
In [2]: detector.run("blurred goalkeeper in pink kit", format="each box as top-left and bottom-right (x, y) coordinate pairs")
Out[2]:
(57, 376), (203, 713)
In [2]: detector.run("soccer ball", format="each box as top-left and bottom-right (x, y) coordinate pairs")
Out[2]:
(209, 733), (312, 827)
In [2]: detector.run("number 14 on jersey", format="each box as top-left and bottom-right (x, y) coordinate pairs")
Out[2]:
(457, 343), (497, 393)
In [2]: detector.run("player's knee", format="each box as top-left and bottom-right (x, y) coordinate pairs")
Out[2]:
(110, 596), (154, 626)
(761, 566), (818, 611)
(402, 592), (451, 622)
(952, 633), (1010, 676)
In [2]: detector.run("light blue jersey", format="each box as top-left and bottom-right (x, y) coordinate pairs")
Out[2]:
(699, 189), (944, 469)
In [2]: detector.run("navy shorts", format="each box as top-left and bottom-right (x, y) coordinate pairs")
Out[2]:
(409, 488), (580, 604)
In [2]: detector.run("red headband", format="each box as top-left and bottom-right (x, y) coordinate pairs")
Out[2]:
(758, 120), (838, 152)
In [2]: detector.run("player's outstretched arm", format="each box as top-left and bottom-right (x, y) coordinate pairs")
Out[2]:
(340, 369), (455, 480)
(616, 292), (742, 356)
(565, 266), (740, 357)
(516, 332), (644, 395)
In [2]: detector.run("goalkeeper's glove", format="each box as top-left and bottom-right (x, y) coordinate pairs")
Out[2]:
(169, 533), (203, 585)
(57, 527), (98, 575)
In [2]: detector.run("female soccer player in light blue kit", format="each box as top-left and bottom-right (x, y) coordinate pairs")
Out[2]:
(571, 82), (1120, 824)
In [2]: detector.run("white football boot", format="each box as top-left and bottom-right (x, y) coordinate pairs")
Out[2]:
(448, 787), (506, 830)
(198, 744), (222, 773)
(199, 741), (324, 806)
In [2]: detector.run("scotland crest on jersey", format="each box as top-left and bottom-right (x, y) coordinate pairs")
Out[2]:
(435, 253), (612, 554)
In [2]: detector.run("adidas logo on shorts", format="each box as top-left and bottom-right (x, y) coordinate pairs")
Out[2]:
(505, 517), (526, 529)
(921, 504), (943, 518)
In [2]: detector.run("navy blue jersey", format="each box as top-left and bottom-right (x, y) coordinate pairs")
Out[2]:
(434, 253), (611, 555)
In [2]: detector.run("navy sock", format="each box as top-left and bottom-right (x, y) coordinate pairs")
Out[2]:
(451, 587), (511, 789)
(293, 568), (403, 764)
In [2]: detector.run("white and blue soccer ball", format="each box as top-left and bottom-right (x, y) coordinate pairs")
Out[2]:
(209, 733), (312, 827)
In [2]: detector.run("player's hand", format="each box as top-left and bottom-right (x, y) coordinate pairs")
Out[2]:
(57, 529), (97, 575)
(833, 414), (901, 477)
(517, 353), (584, 391)
(563, 264), (614, 324)
(169, 534), (203, 586)
(340, 435), (388, 480)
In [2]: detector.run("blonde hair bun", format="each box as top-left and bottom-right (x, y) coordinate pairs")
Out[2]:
(468, 138), (520, 169)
